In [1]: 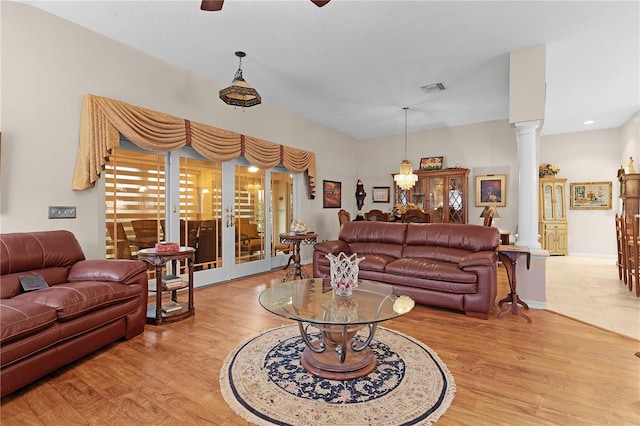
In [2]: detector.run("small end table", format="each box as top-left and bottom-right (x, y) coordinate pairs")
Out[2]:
(137, 247), (195, 325)
(497, 244), (532, 323)
(279, 233), (318, 282)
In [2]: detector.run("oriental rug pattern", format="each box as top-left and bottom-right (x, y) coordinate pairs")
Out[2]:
(220, 325), (455, 425)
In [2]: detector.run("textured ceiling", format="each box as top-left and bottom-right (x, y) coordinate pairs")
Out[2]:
(16, 0), (640, 140)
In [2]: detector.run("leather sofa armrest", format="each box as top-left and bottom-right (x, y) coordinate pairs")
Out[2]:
(459, 251), (497, 269)
(68, 259), (148, 284)
(313, 240), (350, 255)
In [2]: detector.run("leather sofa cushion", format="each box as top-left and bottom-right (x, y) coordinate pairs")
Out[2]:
(402, 245), (471, 264)
(405, 223), (499, 251)
(0, 299), (57, 344)
(0, 324), (60, 368)
(68, 259), (148, 283)
(0, 230), (85, 275)
(358, 254), (396, 272)
(12, 281), (142, 321)
(339, 222), (407, 246)
(1, 267), (71, 299)
(386, 258), (478, 284)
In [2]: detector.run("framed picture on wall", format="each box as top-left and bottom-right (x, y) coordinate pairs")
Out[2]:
(419, 156), (444, 171)
(372, 186), (390, 203)
(322, 180), (342, 208)
(569, 181), (612, 210)
(475, 174), (507, 207)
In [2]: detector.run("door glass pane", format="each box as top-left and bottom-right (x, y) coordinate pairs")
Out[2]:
(235, 165), (265, 264)
(271, 171), (293, 257)
(105, 148), (165, 277)
(180, 157), (223, 270)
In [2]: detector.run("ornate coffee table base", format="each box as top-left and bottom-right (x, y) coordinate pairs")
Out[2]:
(301, 346), (376, 380)
(297, 321), (378, 380)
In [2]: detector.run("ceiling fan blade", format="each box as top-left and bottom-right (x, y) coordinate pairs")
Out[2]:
(311, 0), (330, 7)
(201, 0), (224, 11)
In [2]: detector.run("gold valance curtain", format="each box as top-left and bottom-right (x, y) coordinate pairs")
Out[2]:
(72, 94), (316, 198)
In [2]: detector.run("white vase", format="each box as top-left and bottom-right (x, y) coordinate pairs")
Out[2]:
(325, 252), (364, 296)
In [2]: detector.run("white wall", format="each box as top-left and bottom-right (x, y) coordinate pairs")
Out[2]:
(0, 3), (357, 258)
(2, 3), (636, 259)
(539, 128), (623, 257)
(359, 119), (521, 233)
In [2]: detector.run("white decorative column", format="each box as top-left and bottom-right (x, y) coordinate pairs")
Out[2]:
(513, 119), (547, 310)
(515, 120), (542, 250)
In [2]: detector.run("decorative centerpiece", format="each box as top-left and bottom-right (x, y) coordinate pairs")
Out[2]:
(539, 163), (560, 177)
(325, 252), (364, 296)
(290, 218), (307, 234)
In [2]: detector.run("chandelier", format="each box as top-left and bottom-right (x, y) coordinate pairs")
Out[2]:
(393, 107), (418, 190)
(219, 51), (261, 108)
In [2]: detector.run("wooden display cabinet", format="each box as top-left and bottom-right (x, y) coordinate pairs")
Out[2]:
(394, 168), (469, 223)
(538, 177), (568, 255)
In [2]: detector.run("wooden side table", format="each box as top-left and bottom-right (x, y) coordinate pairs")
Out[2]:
(279, 233), (318, 282)
(137, 247), (195, 325)
(497, 244), (532, 323)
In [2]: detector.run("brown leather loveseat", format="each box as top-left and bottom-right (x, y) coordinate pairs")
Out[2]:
(313, 221), (499, 319)
(0, 230), (148, 397)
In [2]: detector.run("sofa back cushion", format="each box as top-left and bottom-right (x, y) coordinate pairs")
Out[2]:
(339, 222), (407, 258)
(403, 223), (500, 261)
(1, 231), (86, 299)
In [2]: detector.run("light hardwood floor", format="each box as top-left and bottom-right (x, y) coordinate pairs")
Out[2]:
(1, 263), (639, 425)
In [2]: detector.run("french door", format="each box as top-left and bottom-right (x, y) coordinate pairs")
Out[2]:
(105, 142), (296, 287)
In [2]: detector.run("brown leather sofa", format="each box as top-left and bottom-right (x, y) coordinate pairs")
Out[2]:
(0, 230), (148, 397)
(313, 221), (500, 319)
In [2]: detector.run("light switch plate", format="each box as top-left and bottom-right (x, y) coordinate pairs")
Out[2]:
(49, 206), (76, 219)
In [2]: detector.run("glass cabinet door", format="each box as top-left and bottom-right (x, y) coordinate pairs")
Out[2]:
(554, 183), (564, 219)
(543, 183), (553, 220)
(428, 177), (444, 210)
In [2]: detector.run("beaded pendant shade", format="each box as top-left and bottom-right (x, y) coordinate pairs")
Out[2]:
(219, 51), (262, 108)
(394, 107), (418, 190)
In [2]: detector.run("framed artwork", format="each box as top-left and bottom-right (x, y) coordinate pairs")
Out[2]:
(569, 181), (612, 210)
(475, 174), (507, 207)
(419, 156), (443, 171)
(372, 186), (390, 203)
(322, 180), (342, 208)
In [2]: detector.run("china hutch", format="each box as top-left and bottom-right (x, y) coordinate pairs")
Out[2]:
(538, 177), (568, 255)
(394, 168), (469, 223)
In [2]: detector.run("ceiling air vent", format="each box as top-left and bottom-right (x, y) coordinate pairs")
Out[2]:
(421, 82), (446, 93)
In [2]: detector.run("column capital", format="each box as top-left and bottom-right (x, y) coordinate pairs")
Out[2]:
(514, 120), (542, 133)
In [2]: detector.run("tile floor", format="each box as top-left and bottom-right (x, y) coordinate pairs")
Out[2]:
(545, 255), (640, 341)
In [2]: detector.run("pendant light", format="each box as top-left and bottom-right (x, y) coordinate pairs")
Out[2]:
(219, 51), (262, 108)
(393, 107), (418, 190)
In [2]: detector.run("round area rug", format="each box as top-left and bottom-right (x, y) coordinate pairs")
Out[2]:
(220, 325), (455, 425)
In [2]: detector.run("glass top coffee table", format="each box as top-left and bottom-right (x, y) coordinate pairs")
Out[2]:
(259, 278), (415, 380)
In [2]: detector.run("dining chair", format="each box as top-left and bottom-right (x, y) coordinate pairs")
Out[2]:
(338, 209), (351, 226)
(615, 214), (627, 283)
(625, 215), (640, 296)
(131, 219), (162, 249)
(364, 209), (390, 221)
(401, 209), (430, 223)
(106, 222), (134, 259)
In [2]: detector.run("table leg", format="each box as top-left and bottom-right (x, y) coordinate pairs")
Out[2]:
(155, 262), (163, 323)
(282, 240), (307, 282)
(497, 253), (532, 323)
